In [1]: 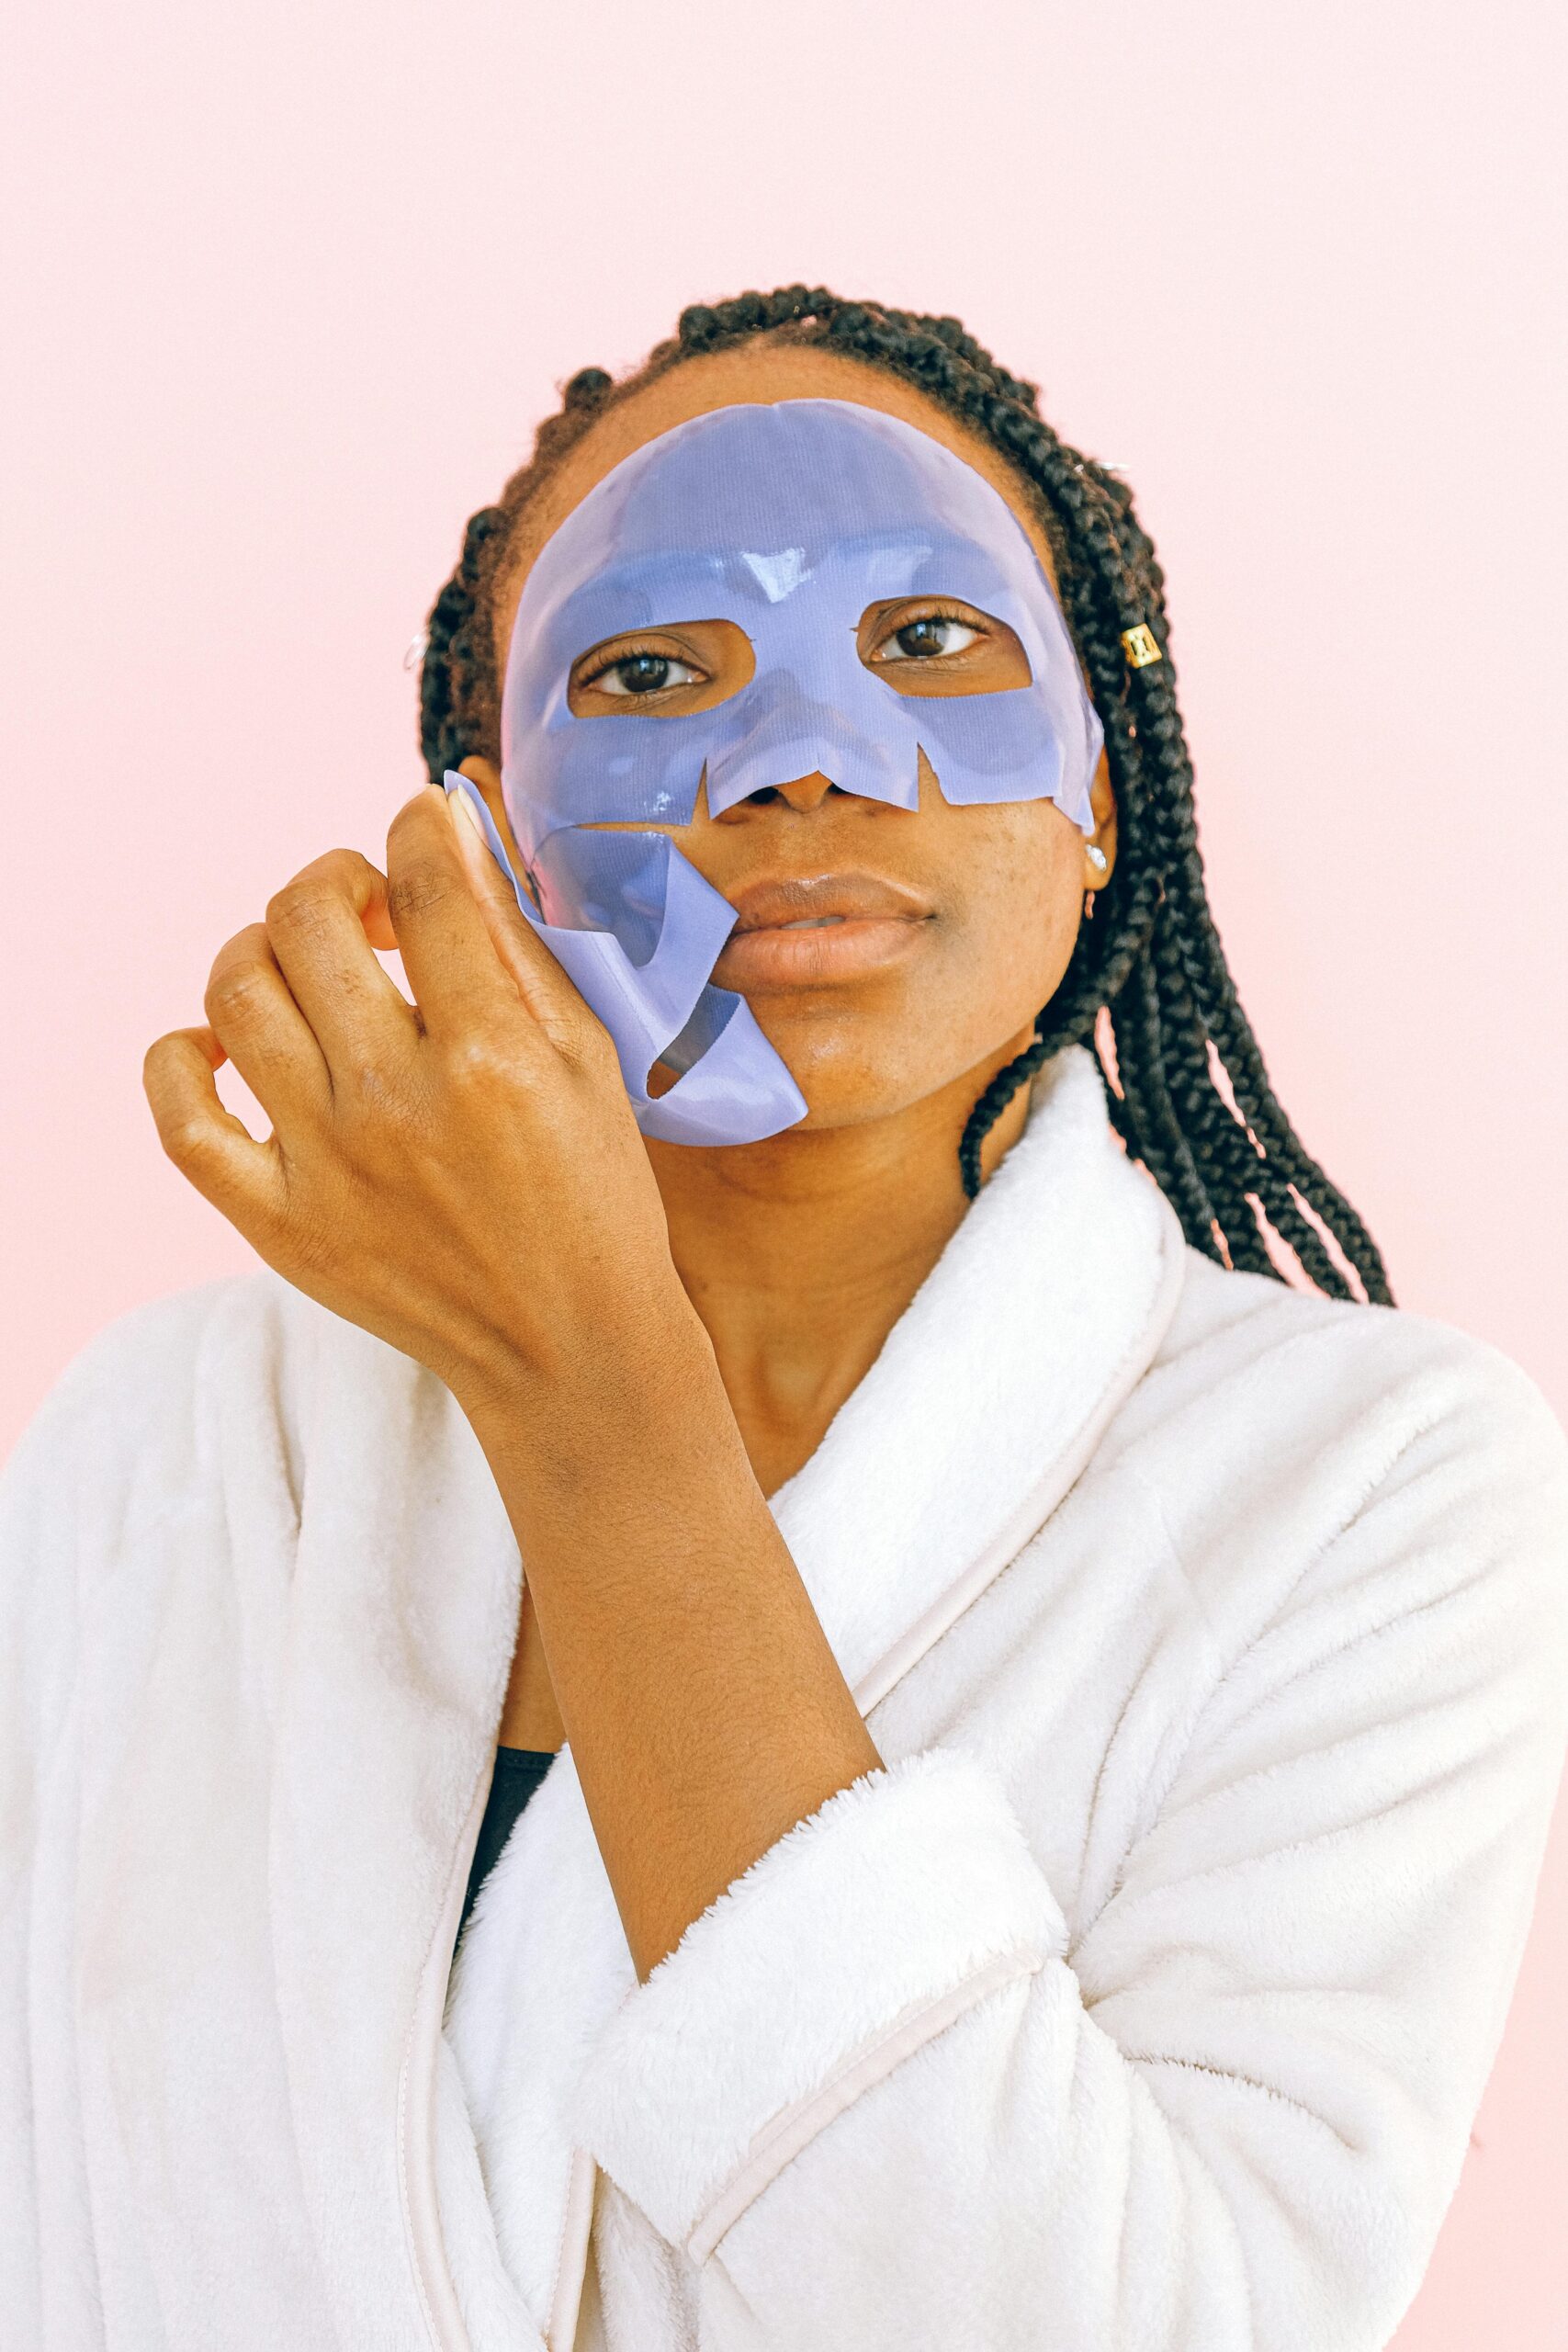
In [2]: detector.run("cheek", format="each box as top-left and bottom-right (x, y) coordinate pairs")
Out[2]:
(951, 802), (1084, 1015)
(739, 801), (1087, 1125)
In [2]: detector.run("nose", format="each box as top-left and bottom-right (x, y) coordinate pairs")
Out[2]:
(581, 767), (845, 842)
(716, 771), (840, 818)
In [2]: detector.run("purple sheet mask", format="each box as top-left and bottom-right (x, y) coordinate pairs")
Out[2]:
(443, 397), (1104, 1146)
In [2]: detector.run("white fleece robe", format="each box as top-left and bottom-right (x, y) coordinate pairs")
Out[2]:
(4, 1042), (1567, 2352)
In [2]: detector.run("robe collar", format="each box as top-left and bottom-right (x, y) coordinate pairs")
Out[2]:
(92, 1039), (1184, 2342)
(770, 1039), (1188, 1713)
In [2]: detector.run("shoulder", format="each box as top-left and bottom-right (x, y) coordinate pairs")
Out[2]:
(2, 1273), (423, 1556)
(10, 1272), (300, 1471)
(1110, 1245), (1568, 1639)
(11, 1278), (268, 1448)
(1148, 1243), (1565, 1476)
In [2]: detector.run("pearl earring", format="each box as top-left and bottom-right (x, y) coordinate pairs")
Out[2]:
(1086, 844), (1108, 872)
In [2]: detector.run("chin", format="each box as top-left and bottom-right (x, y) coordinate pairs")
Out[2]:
(755, 1033), (974, 1138)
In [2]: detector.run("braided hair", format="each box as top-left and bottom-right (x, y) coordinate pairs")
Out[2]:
(418, 286), (1392, 1306)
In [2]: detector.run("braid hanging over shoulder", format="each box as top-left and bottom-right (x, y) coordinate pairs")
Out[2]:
(417, 285), (1393, 1307)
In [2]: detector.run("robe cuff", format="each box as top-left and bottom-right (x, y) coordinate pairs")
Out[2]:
(572, 1746), (1064, 2257)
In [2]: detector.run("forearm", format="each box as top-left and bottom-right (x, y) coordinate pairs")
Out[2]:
(461, 1295), (883, 1981)
(143, 786), (882, 1983)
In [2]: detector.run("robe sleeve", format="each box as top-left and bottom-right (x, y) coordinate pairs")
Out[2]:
(572, 1344), (1568, 2351)
(1, 1288), (230, 2348)
(3, 1329), (104, 2343)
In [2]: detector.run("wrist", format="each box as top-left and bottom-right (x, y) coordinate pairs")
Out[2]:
(451, 1277), (718, 1456)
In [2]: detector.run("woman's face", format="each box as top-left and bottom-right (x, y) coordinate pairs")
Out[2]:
(463, 343), (1117, 1137)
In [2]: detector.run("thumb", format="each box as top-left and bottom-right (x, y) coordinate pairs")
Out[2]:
(446, 782), (580, 1020)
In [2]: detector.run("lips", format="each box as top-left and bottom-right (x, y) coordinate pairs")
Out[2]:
(728, 870), (931, 931)
(712, 870), (934, 989)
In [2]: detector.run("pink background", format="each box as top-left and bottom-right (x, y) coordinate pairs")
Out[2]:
(3, 5), (1564, 2337)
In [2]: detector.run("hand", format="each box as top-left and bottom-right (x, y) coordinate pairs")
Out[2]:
(144, 785), (683, 1413)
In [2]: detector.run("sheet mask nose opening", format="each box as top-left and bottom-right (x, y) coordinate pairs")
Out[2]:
(484, 400), (1105, 1146)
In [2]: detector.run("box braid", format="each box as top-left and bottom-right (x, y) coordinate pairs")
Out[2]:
(418, 285), (1392, 1306)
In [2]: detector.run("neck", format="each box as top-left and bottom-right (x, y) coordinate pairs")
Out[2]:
(645, 1055), (1033, 1495)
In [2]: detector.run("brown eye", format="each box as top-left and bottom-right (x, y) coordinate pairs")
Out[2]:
(568, 618), (755, 718)
(859, 597), (1031, 699)
(880, 616), (982, 662)
(593, 651), (701, 696)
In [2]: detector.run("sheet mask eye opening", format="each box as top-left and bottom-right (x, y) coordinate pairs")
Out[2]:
(856, 598), (1034, 701)
(496, 401), (1105, 1144)
(566, 617), (756, 720)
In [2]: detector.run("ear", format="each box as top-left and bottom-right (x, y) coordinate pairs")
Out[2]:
(456, 756), (528, 876)
(1086, 748), (1118, 884)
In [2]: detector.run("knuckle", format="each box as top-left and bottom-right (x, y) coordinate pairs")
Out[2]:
(265, 876), (334, 939)
(310, 846), (380, 904)
(344, 1057), (412, 1125)
(441, 1027), (519, 1093)
(160, 1111), (216, 1170)
(386, 860), (457, 930)
(318, 846), (371, 885)
(204, 958), (270, 1029)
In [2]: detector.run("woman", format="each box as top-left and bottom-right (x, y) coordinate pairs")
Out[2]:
(5, 285), (1566, 2352)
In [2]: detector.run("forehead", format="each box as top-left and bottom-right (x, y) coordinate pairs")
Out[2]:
(491, 344), (1062, 656)
(525, 402), (1045, 642)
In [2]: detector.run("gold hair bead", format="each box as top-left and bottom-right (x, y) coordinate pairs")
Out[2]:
(1121, 623), (1162, 670)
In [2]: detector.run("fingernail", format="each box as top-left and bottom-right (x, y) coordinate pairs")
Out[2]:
(448, 786), (491, 861)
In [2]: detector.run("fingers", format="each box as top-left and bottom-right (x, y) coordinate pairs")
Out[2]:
(143, 1027), (287, 1238)
(446, 787), (601, 1052)
(386, 787), (585, 1050)
(264, 849), (417, 1070)
(205, 924), (332, 1127)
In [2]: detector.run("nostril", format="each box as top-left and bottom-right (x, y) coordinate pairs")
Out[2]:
(715, 774), (846, 819)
